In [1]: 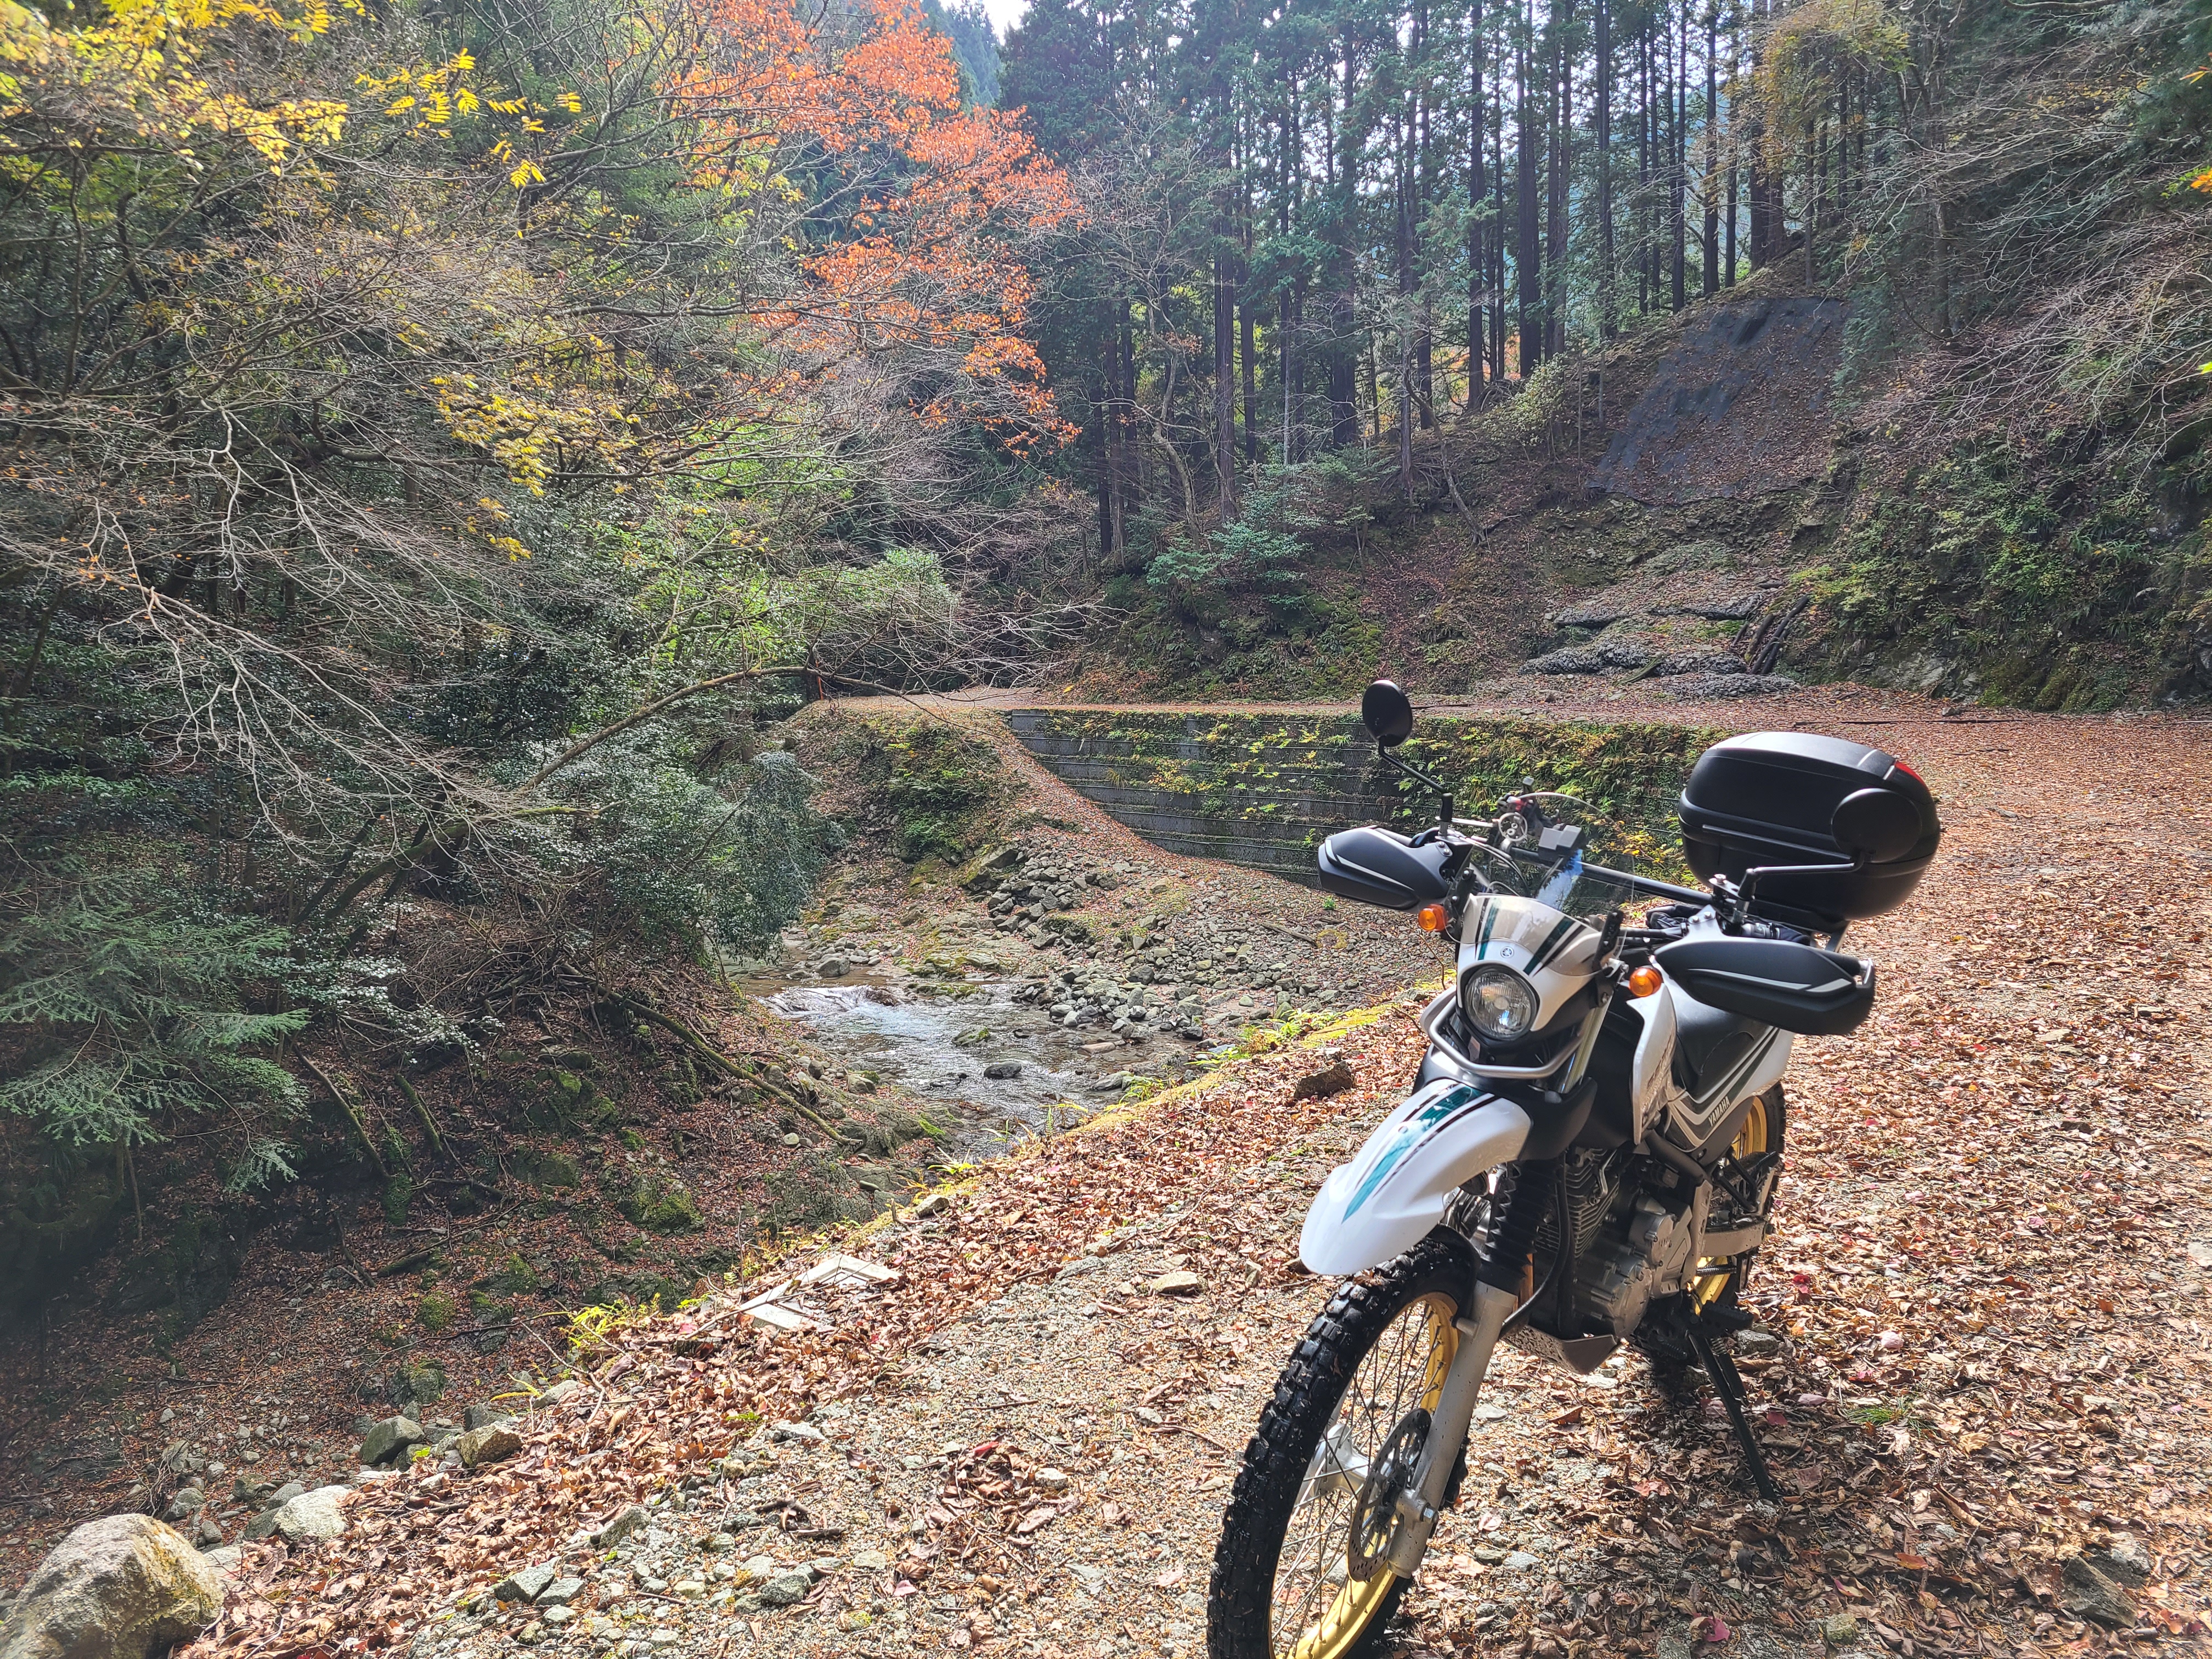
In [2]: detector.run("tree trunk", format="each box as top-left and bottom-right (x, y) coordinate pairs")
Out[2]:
(1670, 3), (1688, 312)
(1544, 0), (1576, 359)
(1468, 0), (1488, 406)
(1701, 2), (1719, 296)
(1215, 244), (1237, 514)
(1596, 0), (1616, 340)
(1515, 0), (1541, 378)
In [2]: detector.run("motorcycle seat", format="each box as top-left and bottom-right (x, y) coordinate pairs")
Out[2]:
(1670, 992), (1764, 1099)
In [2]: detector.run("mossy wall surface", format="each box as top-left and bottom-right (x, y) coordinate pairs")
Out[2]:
(1007, 710), (1722, 877)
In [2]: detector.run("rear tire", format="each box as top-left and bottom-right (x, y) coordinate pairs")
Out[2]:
(1208, 1231), (1472, 1659)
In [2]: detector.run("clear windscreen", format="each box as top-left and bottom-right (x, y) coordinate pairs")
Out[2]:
(1464, 792), (1679, 925)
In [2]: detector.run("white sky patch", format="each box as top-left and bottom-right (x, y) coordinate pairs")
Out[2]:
(978, 0), (1026, 37)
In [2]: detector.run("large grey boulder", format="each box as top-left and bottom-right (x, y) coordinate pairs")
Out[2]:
(0, 1514), (222, 1659)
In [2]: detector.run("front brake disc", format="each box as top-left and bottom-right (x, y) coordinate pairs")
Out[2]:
(1344, 1406), (1431, 1582)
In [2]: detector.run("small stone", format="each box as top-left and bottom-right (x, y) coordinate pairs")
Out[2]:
(1875, 1330), (1906, 1353)
(243, 1487), (349, 1544)
(454, 1425), (523, 1470)
(1134, 1407), (1164, 1425)
(540, 1607), (574, 1627)
(757, 1571), (814, 1608)
(494, 1562), (560, 1604)
(462, 1406), (516, 1432)
(734, 1556), (778, 1587)
(537, 1578), (584, 1606)
(2061, 1556), (2136, 1629)
(818, 958), (851, 978)
(1736, 1328), (1782, 1355)
(534, 1380), (583, 1408)
(0, 1515), (222, 1659)
(770, 1420), (825, 1444)
(591, 1505), (648, 1548)
(672, 1580), (707, 1598)
(983, 1062), (1023, 1080)
(357, 1417), (424, 1467)
(850, 1550), (889, 1571)
(912, 1193), (951, 1217)
(1149, 1270), (1203, 1296)
(1821, 1614), (1860, 1646)
(1468, 1546), (1508, 1565)
(1034, 1469), (1070, 1492)
(1499, 1551), (1539, 1571)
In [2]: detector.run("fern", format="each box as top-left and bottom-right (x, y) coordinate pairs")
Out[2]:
(0, 871), (307, 1183)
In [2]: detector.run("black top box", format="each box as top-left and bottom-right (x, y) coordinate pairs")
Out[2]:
(1679, 732), (1940, 929)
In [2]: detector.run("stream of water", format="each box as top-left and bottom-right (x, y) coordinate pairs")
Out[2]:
(751, 975), (1203, 1160)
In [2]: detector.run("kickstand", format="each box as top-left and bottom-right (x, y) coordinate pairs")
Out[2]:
(1681, 1317), (1780, 1503)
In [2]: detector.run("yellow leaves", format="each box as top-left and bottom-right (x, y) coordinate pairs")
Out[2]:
(508, 157), (544, 188)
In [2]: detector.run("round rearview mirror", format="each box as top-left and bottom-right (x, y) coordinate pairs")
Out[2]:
(1361, 679), (1416, 749)
(1831, 787), (1921, 865)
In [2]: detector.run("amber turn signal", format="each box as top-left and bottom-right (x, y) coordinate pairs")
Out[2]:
(1415, 901), (1451, 933)
(1627, 963), (1664, 998)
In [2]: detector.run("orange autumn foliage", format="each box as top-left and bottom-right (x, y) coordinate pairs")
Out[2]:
(672, 0), (1080, 450)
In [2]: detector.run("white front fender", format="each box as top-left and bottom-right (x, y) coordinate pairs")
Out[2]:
(1299, 1082), (1533, 1276)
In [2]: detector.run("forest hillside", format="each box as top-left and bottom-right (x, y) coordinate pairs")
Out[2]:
(999, 0), (2212, 710)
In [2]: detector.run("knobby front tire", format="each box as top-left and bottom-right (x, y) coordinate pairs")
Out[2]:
(1207, 1230), (1474, 1659)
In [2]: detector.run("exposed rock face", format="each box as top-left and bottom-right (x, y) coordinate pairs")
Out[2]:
(0, 1514), (222, 1659)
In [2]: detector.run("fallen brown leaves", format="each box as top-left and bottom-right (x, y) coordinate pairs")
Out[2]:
(173, 710), (2212, 1659)
(176, 1009), (1421, 1659)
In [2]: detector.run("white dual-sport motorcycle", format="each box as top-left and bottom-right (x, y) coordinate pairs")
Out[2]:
(1207, 681), (1942, 1659)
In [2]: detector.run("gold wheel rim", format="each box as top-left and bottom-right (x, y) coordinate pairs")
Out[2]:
(1690, 1094), (1773, 1310)
(1273, 1293), (1459, 1659)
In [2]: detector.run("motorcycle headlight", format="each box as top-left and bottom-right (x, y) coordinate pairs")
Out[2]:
(1462, 965), (1539, 1042)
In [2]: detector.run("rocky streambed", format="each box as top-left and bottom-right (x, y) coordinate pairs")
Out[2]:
(743, 831), (1440, 1166)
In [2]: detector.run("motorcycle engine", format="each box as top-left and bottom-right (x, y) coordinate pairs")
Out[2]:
(1579, 1186), (1700, 1337)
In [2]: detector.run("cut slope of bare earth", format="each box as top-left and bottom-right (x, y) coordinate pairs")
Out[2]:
(16, 700), (2212, 1659)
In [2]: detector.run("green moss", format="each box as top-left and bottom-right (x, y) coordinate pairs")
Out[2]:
(611, 1172), (703, 1233)
(488, 1251), (540, 1295)
(513, 1148), (580, 1189)
(817, 715), (1014, 863)
(1806, 444), (2207, 707)
(417, 1289), (458, 1333)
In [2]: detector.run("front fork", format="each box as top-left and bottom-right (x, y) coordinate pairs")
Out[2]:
(1380, 1277), (1519, 1576)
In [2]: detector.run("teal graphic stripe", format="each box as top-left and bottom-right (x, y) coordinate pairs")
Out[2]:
(1342, 1086), (1485, 1219)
